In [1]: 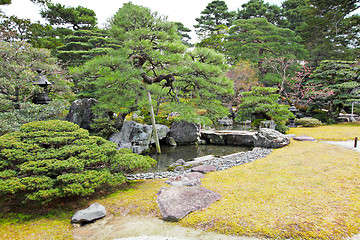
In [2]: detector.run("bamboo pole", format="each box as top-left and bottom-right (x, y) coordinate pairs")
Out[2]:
(147, 92), (161, 154)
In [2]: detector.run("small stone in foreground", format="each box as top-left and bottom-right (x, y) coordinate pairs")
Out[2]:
(157, 186), (221, 221)
(71, 203), (106, 223)
(293, 135), (317, 142)
(191, 165), (217, 173)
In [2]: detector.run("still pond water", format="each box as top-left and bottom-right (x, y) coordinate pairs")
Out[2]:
(147, 124), (253, 171)
(148, 144), (250, 172)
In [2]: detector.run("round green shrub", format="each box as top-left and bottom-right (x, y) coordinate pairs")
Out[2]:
(295, 118), (323, 127)
(0, 120), (156, 203)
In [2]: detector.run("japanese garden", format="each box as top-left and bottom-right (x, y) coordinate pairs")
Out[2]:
(1, 0), (360, 239)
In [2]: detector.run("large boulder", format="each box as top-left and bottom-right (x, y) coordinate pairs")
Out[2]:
(156, 186), (221, 221)
(71, 203), (106, 223)
(65, 98), (98, 130)
(201, 130), (256, 146)
(109, 121), (170, 154)
(169, 121), (200, 144)
(254, 128), (290, 148)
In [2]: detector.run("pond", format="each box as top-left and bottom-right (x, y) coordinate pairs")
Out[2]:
(147, 144), (251, 172)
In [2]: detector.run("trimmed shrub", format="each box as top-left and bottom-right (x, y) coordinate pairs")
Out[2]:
(275, 122), (289, 134)
(295, 118), (323, 127)
(0, 120), (156, 203)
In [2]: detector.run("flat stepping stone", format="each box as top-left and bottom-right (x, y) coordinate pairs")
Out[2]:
(191, 165), (217, 173)
(293, 135), (317, 141)
(156, 186), (221, 221)
(71, 203), (106, 223)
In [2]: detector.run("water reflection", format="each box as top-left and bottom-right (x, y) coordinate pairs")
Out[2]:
(147, 144), (250, 172)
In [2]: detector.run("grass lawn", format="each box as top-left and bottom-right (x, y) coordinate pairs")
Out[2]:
(1, 124), (360, 239)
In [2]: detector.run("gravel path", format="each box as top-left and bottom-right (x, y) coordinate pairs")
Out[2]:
(321, 140), (360, 153)
(125, 147), (273, 181)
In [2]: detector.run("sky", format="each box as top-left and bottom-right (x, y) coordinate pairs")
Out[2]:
(1, 0), (359, 43)
(1, 0), (284, 42)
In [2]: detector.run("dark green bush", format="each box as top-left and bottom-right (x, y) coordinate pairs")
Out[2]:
(275, 122), (289, 134)
(90, 117), (118, 139)
(295, 118), (323, 127)
(0, 120), (156, 203)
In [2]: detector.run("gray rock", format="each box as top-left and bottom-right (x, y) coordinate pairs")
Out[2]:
(293, 135), (317, 141)
(286, 134), (296, 139)
(165, 176), (201, 187)
(175, 159), (186, 165)
(191, 165), (217, 173)
(156, 187), (221, 221)
(260, 120), (276, 130)
(71, 203), (106, 223)
(201, 130), (256, 146)
(65, 98), (98, 130)
(109, 121), (170, 154)
(254, 128), (290, 148)
(164, 137), (177, 146)
(169, 121), (200, 144)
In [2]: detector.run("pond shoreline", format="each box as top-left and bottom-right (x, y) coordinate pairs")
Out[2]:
(125, 147), (273, 181)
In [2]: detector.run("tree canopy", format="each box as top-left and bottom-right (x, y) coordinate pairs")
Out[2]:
(71, 3), (233, 125)
(40, 2), (97, 30)
(225, 18), (308, 71)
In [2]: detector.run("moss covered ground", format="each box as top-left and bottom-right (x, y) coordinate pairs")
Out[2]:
(1, 124), (360, 239)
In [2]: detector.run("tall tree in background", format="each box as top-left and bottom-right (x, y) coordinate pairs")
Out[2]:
(194, 0), (235, 37)
(174, 22), (192, 46)
(225, 17), (308, 85)
(309, 60), (360, 120)
(237, 0), (283, 26)
(194, 0), (235, 51)
(56, 29), (121, 68)
(280, 0), (310, 31)
(72, 3), (233, 125)
(0, 0), (47, 5)
(299, 0), (360, 64)
(40, 2), (97, 30)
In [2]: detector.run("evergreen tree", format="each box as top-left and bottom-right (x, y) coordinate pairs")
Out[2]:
(280, 0), (310, 31)
(194, 0), (235, 51)
(40, 2), (97, 30)
(56, 29), (121, 68)
(235, 86), (293, 132)
(237, 0), (283, 26)
(225, 18), (308, 77)
(310, 60), (360, 120)
(299, 0), (360, 64)
(194, 0), (235, 38)
(71, 3), (233, 125)
(174, 22), (192, 46)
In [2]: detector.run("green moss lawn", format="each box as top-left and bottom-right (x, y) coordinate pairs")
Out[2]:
(2, 124), (360, 239)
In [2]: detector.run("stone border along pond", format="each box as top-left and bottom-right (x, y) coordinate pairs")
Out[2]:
(125, 147), (273, 180)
